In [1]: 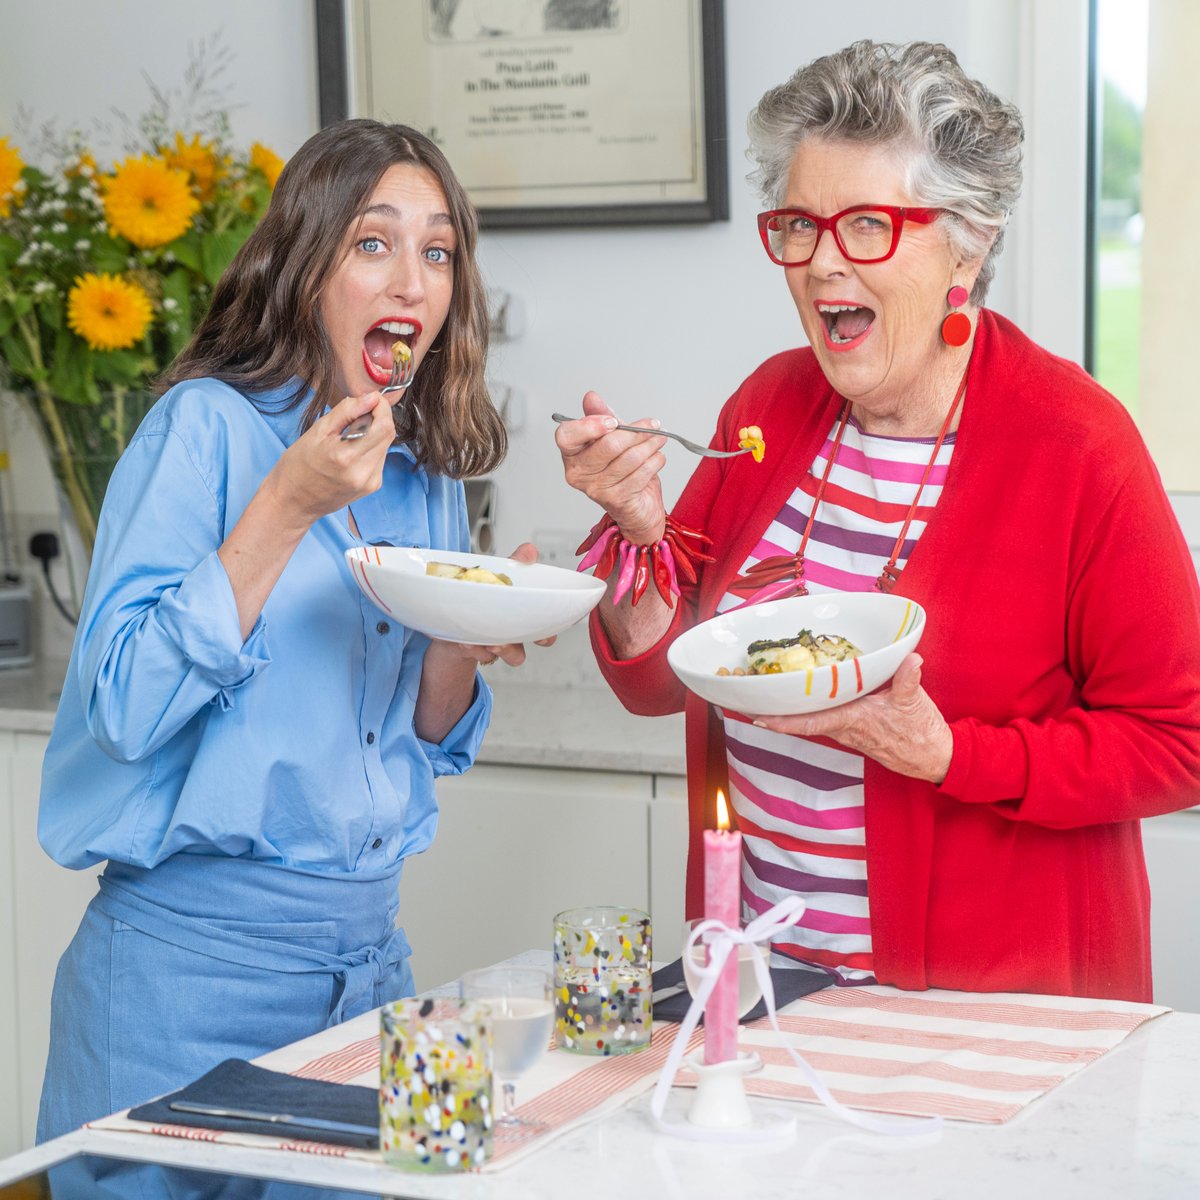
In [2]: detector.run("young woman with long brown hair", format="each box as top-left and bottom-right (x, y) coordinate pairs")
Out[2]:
(37, 119), (527, 1139)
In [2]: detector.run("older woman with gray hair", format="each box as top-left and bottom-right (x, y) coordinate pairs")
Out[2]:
(555, 41), (1200, 1002)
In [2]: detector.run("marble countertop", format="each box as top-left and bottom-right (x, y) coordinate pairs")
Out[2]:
(480, 675), (685, 774)
(0, 656), (66, 735)
(0, 641), (688, 776)
(4, 1005), (1198, 1199)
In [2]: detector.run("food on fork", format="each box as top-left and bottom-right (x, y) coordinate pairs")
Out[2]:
(391, 339), (413, 368)
(715, 629), (862, 675)
(425, 561), (513, 586)
(738, 424), (766, 462)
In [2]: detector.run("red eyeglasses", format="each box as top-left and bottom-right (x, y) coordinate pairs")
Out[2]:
(757, 204), (945, 266)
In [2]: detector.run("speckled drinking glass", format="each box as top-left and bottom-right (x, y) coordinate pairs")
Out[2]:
(379, 998), (493, 1172)
(553, 905), (652, 1055)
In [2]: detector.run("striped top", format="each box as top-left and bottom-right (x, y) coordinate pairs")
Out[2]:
(717, 413), (956, 983)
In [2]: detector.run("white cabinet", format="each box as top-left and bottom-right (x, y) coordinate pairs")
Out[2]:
(0, 738), (18, 1157)
(0, 730), (101, 1158)
(649, 773), (690, 964)
(402, 763), (689, 990)
(400, 774), (1200, 1014)
(1142, 809), (1200, 1011)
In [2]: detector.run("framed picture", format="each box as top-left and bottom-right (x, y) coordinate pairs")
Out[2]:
(315, 0), (728, 228)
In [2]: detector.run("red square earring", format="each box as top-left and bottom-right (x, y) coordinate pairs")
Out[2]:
(941, 284), (972, 346)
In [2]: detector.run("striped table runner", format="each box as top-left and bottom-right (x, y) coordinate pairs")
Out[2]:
(278, 1019), (703, 1166)
(702, 986), (1170, 1124)
(87, 985), (1168, 1170)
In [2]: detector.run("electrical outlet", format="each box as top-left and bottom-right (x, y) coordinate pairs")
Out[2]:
(533, 530), (579, 567)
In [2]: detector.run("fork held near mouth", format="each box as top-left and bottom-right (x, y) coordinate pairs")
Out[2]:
(341, 344), (415, 441)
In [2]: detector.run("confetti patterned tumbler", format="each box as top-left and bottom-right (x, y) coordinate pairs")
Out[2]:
(554, 905), (652, 1055)
(380, 998), (493, 1171)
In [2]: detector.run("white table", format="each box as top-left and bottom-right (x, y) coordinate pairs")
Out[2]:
(2, 997), (1199, 1199)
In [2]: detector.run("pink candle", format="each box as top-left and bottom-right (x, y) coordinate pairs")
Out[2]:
(703, 789), (741, 1065)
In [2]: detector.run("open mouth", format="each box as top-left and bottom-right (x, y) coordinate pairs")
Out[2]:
(362, 319), (420, 386)
(816, 302), (875, 348)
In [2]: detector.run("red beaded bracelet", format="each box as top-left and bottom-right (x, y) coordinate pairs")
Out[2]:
(575, 514), (713, 607)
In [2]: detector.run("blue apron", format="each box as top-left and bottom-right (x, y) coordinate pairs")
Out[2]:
(37, 854), (413, 1143)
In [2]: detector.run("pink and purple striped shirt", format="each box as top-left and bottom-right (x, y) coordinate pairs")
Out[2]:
(718, 414), (955, 983)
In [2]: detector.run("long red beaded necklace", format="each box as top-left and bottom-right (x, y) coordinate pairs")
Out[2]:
(729, 363), (969, 603)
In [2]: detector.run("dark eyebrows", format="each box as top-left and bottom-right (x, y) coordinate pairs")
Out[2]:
(361, 202), (453, 228)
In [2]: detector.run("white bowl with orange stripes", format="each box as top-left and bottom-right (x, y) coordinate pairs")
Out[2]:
(667, 592), (926, 716)
(345, 546), (606, 646)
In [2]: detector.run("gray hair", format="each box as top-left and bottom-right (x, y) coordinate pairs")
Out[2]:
(747, 41), (1023, 304)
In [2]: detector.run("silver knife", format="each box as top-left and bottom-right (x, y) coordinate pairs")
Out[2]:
(168, 1100), (376, 1138)
(651, 982), (689, 1005)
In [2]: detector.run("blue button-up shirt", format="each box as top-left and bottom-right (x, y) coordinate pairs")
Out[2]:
(38, 378), (491, 873)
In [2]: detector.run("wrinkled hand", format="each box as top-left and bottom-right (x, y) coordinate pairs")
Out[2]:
(268, 392), (395, 527)
(751, 654), (953, 783)
(555, 390), (667, 542)
(428, 543), (557, 669)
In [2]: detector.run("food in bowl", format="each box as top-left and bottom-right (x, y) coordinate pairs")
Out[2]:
(425, 561), (513, 586)
(667, 593), (925, 717)
(347, 546), (606, 645)
(716, 629), (862, 675)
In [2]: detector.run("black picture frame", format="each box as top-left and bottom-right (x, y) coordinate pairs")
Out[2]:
(314, 0), (728, 229)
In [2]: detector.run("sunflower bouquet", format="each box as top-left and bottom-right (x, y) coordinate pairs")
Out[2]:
(0, 86), (283, 554)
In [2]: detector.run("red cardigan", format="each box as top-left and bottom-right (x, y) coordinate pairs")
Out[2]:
(592, 310), (1200, 1002)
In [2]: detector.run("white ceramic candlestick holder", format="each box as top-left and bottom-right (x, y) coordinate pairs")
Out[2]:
(649, 899), (806, 1145)
(685, 1050), (763, 1128)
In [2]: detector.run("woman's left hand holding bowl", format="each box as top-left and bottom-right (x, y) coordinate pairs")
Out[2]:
(753, 652), (953, 784)
(422, 543), (557, 671)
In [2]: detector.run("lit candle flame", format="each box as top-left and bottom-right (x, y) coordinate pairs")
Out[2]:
(716, 789), (730, 832)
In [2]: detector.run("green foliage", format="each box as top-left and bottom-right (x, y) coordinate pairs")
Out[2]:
(1101, 79), (1142, 207)
(0, 133), (277, 398)
(0, 60), (283, 554)
(1095, 246), (1141, 416)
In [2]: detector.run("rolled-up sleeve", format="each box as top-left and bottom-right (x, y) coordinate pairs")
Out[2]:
(418, 674), (493, 776)
(154, 551), (272, 705)
(79, 423), (272, 763)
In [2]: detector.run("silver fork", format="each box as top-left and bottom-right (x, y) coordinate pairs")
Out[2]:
(340, 348), (415, 441)
(551, 412), (752, 458)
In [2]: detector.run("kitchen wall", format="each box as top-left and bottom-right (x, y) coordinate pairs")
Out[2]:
(0, 0), (1094, 664)
(479, 0), (1073, 560)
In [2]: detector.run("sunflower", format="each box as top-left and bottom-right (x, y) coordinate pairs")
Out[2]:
(163, 132), (223, 202)
(103, 154), (200, 248)
(67, 272), (154, 351)
(0, 137), (25, 218)
(250, 141), (284, 190)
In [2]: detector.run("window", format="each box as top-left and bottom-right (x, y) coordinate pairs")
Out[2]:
(1089, 0), (1146, 415)
(1089, 0), (1200, 495)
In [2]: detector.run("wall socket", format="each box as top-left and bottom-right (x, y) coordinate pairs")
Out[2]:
(533, 530), (580, 567)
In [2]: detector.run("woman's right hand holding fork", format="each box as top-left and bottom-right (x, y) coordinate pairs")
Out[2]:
(554, 392), (680, 655)
(554, 391), (669, 545)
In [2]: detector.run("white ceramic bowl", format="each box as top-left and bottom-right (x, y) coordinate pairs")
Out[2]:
(667, 592), (926, 717)
(345, 546), (606, 645)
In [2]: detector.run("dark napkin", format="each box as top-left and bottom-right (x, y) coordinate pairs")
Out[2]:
(651, 957), (832, 1023)
(128, 1058), (379, 1150)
